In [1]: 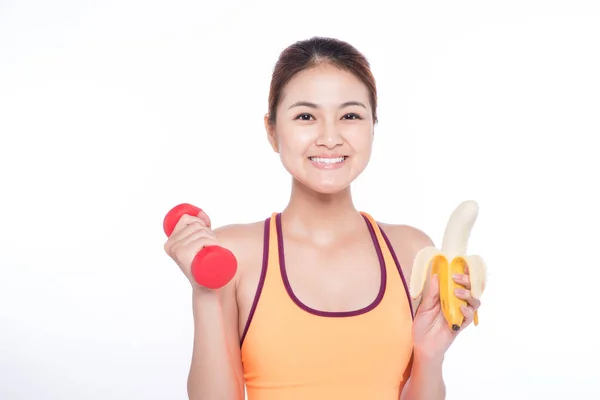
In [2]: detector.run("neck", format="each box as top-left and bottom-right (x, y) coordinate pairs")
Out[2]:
(281, 178), (364, 245)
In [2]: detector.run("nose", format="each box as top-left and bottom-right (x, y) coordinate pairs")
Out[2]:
(315, 120), (343, 149)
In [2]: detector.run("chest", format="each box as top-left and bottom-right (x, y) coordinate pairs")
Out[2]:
(281, 235), (383, 314)
(236, 229), (384, 339)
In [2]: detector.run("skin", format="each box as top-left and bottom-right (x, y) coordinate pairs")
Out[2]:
(164, 62), (482, 400)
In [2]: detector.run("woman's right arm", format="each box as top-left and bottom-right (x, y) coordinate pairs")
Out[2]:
(188, 282), (243, 399)
(163, 213), (245, 400)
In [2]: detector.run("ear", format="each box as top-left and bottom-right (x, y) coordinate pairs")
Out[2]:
(264, 113), (279, 153)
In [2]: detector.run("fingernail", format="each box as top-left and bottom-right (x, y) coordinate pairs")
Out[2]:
(455, 288), (467, 296)
(452, 274), (462, 280)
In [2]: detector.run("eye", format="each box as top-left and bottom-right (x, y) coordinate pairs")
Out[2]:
(342, 113), (361, 120)
(295, 113), (314, 121)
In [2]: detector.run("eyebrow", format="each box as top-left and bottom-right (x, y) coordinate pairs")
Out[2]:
(287, 101), (367, 110)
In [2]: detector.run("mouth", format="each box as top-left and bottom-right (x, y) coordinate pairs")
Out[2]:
(308, 156), (348, 165)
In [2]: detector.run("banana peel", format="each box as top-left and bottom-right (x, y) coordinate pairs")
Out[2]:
(409, 200), (487, 331)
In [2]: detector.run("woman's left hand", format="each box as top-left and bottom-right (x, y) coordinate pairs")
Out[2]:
(411, 265), (481, 360)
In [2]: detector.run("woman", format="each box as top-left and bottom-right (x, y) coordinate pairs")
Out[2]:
(164, 36), (481, 400)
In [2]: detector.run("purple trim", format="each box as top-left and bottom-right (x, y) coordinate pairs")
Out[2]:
(378, 225), (415, 319)
(275, 213), (387, 318)
(240, 217), (270, 346)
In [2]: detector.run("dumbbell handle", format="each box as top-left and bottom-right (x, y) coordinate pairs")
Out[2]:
(163, 203), (237, 289)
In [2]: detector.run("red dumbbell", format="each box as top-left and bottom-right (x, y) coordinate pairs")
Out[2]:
(163, 203), (237, 289)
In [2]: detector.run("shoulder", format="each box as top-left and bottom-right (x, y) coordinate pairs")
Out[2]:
(378, 222), (435, 256)
(212, 219), (267, 261)
(213, 219), (267, 248)
(211, 219), (269, 283)
(377, 222), (434, 309)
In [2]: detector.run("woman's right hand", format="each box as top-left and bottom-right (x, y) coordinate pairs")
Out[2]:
(163, 210), (221, 291)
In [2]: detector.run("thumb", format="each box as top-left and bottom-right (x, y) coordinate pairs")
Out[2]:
(418, 274), (440, 312)
(197, 210), (212, 229)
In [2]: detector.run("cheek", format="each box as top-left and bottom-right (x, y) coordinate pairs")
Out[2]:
(347, 126), (374, 152)
(279, 127), (315, 155)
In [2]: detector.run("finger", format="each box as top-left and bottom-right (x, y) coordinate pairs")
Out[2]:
(460, 305), (475, 328)
(181, 213), (210, 228)
(452, 273), (471, 290)
(167, 221), (208, 244)
(418, 274), (440, 312)
(177, 228), (216, 248)
(196, 210), (211, 229)
(172, 236), (221, 264)
(171, 214), (209, 237)
(454, 288), (481, 309)
(181, 237), (220, 257)
(171, 236), (217, 262)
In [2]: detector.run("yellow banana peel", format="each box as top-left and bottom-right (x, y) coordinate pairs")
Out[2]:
(409, 200), (487, 332)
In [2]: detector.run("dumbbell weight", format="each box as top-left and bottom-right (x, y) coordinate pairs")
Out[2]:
(163, 203), (237, 289)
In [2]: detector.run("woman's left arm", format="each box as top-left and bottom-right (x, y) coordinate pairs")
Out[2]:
(398, 264), (480, 399)
(381, 224), (481, 400)
(399, 351), (445, 400)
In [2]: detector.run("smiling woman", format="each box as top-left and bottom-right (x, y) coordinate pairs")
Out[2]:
(265, 60), (376, 194)
(163, 36), (482, 400)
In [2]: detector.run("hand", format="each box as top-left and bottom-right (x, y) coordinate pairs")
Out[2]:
(411, 265), (481, 360)
(163, 210), (221, 291)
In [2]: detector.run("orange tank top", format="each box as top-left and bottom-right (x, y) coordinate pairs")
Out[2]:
(240, 212), (414, 400)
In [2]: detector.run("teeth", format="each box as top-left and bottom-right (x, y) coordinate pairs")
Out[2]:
(309, 156), (346, 164)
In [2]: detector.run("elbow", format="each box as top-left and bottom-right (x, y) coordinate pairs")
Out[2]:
(187, 378), (200, 400)
(186, 375), (244, 400)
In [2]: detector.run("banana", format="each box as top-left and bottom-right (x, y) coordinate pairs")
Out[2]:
(409, 200), (487, 332)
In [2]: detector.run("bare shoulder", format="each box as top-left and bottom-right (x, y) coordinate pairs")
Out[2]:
(212, 219), (269, 339)
(378, 222), (434, 287)
(212, 220), (267, 283)
(378, 222), (434, 255)
(213, 220), (266, 249)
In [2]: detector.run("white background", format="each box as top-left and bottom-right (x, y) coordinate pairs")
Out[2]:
(1, 1), (599, 399)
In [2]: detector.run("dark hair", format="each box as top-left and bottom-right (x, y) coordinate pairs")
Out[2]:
(267, 36), (378, 125)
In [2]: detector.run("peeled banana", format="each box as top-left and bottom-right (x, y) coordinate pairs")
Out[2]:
(409, 200), (487, 332)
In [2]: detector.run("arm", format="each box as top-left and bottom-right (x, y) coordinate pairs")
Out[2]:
(403, 227), (446, 399)
(380, 224), (447, 400)
(399, 351), (445, 400)
(186, 226), (245, 400)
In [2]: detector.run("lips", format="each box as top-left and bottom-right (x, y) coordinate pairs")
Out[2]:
(308, 156), (348, 164)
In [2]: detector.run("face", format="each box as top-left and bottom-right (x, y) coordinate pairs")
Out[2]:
(265, 63), (375, 195)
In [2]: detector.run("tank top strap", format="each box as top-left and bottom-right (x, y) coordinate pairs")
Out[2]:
(359, 211), (389, 255)
(267, 212), (280, 269)
(240, 213), (285, 346)
(260, 212), (286, 297)
(262, 212), (293, 301)
(360, 211), (415, 319)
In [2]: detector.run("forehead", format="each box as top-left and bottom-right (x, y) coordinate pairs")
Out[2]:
(279, 64), (370, 107)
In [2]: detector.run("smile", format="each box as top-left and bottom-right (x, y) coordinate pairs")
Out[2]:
(308, 156), (348, 164)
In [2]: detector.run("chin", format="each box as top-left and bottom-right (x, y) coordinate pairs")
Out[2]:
(294, 175), (357, 196)
(309, 182), (351, 195)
